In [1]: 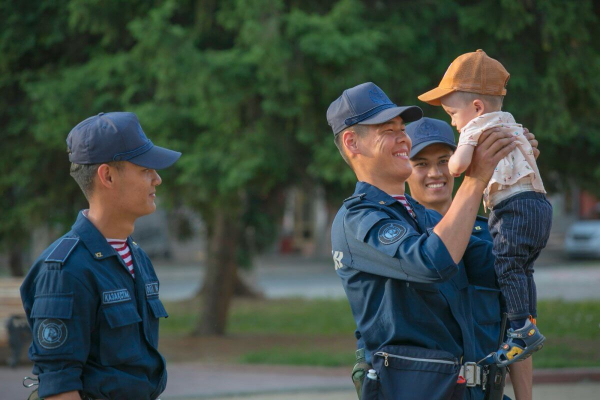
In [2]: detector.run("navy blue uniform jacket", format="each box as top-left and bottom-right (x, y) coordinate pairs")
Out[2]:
(21, 212), (168, 399)
(332, 182), (504, 399)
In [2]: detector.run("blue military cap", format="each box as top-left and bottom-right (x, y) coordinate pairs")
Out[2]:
(406, 117), (456, 158)
(67, 112), (181, 169)
(327, 82), (423, 135)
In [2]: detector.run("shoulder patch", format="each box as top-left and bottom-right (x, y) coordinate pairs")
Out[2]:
(45, 238), (79, 264)
(37, 318), (68, 349)
(378, 223), (407, 245)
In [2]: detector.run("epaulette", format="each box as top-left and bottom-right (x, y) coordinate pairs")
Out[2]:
(45, 238), (79, 264)
(343, 193), (366, 208)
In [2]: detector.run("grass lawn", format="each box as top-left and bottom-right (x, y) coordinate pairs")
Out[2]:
(534, 300), (600, 368)
(160, 298), (600, 369)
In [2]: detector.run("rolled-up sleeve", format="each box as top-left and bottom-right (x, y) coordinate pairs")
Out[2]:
(345, 209), (458, 283)
(24, 269), (96, 398)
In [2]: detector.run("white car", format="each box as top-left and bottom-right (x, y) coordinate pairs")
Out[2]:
(565, 220), (600, 259)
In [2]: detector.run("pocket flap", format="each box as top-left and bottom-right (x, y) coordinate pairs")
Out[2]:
(102, 302), (142, 329)
(372, 345), (460, 400)
(148, 297), (169, 319)
(31, 294), (73, 319)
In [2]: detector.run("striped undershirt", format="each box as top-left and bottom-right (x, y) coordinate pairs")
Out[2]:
(107, 239), (135, 279)
(392, 195), (417, 220)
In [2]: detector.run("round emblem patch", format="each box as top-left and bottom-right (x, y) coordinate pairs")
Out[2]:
(378, 223), (407, 245)
(37, 319), (68, 350)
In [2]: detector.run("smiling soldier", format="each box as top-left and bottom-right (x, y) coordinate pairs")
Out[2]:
(327, 82), (519, 399)
(20, 112), (180, 400)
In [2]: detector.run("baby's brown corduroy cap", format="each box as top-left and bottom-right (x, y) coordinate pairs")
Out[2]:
(418, 49), (510, 106)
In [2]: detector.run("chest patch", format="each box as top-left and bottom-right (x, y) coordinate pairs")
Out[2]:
(37, 319), (68, 349)
(102, 289), (131, 304)
(378, 223), (407, 245)
(146, 282), (159, 297)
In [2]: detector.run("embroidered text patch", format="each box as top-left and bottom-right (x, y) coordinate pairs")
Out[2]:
(102, 289), (131, 304)
(146, 282), (159, 297)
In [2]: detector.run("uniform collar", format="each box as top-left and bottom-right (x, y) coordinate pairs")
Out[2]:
(354, 181), (398, 206)
(354, 181), (421, 208)
(72, 210), (123, 261)
(354, 181), (429, 232)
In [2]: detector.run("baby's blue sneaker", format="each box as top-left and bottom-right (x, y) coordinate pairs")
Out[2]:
(494, 319), (545, 367)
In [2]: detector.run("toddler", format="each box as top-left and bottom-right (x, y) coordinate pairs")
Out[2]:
(418, 50), (552, 366)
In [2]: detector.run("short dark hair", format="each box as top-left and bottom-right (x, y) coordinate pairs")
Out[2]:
(448, 91), (504, 111)
(334, 125), (370, 167)
(70, 161), (123, 200)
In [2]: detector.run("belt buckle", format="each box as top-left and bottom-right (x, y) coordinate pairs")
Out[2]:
(463, 362), (481, 387)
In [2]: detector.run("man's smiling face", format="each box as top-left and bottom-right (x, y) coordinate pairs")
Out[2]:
(356, 116), (413, 183)
(406, 143), (455, 210)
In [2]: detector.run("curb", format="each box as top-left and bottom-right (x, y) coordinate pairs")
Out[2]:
(164, 386), (351, 400)
(530, 368), (600, 384)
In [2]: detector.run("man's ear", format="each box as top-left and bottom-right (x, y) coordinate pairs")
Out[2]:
(97, 163), (115, 189)
(342, 129), (361, 157)
(473, 99), (485, 115)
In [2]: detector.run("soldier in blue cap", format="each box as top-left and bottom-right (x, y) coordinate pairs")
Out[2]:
(21, 112), (181, 400)
(328, 82), (521, 400)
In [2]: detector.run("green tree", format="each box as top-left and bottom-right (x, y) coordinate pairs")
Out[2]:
(1, 0), (599, 335)
(0, 0), (83, 276)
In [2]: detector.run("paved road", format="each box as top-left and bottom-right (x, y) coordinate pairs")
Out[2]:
(204, 384), (600, 400)
(2, 364), (349, 399)
(203, 384), (600, 400)
(155, 255), (600, 302)
(4, 363), (599, 400)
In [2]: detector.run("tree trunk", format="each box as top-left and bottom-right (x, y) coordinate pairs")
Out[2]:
(194, 209), (240, 336)
(197, 269), (263, 298)
(8, 244), (24, 277)
(232, 269), (263, 298)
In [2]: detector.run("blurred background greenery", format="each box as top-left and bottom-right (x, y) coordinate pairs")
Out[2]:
(1, 0), (600, 338)
(159, 297), (600, 368)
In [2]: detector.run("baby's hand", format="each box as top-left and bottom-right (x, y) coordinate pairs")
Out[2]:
(522, 127), (540, 159)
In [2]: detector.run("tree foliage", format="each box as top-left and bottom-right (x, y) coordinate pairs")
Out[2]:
(1, 0), (598, 330)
